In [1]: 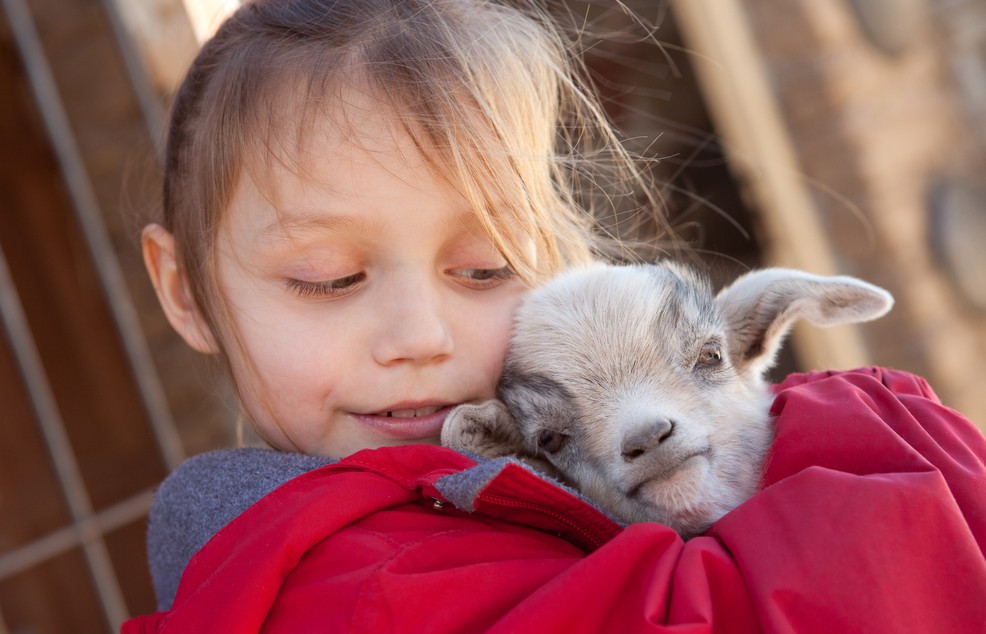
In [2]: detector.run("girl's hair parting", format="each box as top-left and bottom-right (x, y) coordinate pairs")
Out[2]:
(161, 0), (670, 359)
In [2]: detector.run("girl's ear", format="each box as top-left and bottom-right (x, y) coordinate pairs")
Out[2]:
(142, 223), (220, 355)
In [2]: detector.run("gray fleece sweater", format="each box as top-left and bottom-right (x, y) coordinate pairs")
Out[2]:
(147, 448), (334, 610)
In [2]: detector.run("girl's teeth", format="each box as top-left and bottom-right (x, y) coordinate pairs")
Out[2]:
(385, 406), (441, 418)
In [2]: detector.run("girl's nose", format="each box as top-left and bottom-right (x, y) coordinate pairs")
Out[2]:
(371, 281), (454, 366)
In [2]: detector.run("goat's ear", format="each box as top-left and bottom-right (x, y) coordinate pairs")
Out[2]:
(441, 400), (530, 459)
(715, 268), (894, 376)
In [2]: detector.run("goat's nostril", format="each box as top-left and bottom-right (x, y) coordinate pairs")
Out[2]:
(624, 448), (646, 460)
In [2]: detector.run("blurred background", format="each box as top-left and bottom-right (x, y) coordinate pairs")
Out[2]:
(1, 0), (984, 631)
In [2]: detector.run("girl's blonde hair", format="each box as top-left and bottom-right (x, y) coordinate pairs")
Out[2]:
(162, 0), (667, 359)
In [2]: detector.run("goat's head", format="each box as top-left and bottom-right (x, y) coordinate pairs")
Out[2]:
(442, 263), (893, 537)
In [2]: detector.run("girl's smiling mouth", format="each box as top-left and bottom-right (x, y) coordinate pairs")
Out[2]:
(353, 404), (456, 441)
(380, 405), (443, 418)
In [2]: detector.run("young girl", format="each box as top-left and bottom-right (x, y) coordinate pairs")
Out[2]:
(126, 0), (986, 632)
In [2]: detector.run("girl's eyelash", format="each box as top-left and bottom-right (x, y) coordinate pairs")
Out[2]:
(284, 267), (512, 298)
(285, 273), (365, 298)
(455, 266), (516, 286)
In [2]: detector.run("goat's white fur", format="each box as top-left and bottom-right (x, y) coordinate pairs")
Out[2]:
(442, 262), (893, 538)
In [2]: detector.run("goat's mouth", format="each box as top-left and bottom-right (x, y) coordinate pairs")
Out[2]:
(624, 450), (710, 499)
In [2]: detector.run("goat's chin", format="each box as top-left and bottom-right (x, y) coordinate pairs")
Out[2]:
(608, 461), (751, 539)
(608, 494), (721, 539)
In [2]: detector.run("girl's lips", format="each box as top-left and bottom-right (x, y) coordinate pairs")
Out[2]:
(353, 405), (455, 441)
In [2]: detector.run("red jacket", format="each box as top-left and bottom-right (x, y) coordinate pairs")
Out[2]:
(123, 368), (986, 633)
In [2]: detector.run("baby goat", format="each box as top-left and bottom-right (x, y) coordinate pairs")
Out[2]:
(442, 262), (893, 538)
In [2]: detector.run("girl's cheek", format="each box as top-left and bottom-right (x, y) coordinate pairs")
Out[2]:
(482, 288), (526, 367)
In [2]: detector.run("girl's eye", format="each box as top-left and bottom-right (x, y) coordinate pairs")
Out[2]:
(285, 272), (366, 299)
(451, 266), (516, 289)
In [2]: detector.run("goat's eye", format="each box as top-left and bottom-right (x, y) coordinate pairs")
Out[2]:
(536, 430), (567, 453)
(695, 342), (723, 368)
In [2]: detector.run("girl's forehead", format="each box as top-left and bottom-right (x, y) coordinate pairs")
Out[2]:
(239, 104), (408, 209)
(228, 96), (475, 234)
(228, 76), (537, 278)
(248, 82), (439, 188)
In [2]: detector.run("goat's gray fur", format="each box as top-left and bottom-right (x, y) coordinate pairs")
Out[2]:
(442, 262), (893, 538)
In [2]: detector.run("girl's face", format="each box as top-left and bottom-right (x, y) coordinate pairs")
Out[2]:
(215, 106), (528, 458)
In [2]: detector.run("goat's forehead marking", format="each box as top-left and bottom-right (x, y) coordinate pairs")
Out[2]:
(512, 264), (720, 355)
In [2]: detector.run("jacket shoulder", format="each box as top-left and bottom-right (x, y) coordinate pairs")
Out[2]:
(147, 447), (333, 610)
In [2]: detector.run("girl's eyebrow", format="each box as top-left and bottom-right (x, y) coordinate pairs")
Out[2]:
(257, 209), (484, 243)
(257, 212), (379, 243)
